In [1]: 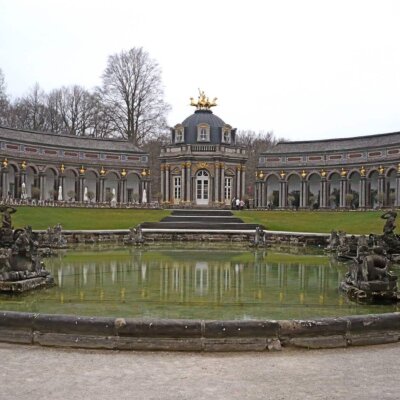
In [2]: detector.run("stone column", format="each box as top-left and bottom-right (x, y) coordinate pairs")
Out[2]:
(186, 162), (191, 203)
(320, 176), (328, 208)
(260, 181), (265, 208)
(39, 172), (45, 201)
(236, 165), (241, 198)
(339, 176), (348, 208)
(214, 162), (219, 203)
(241, 165), (246, 199)
(1, 167), (8, 200)
(378, 169), (386, 207)
(300, 178), (308, 208)
(396, 166), (400, 207)
(220, 163), (225, 204)
(279, 179), (287, 208)
(255, 181), (260, 208)
(359, 176), (367, 209)
(160, 164), (165, 202)
(120, 177), (126, 204)
(99, 177), (105, 202)
(181, 163), (186, 202)
(78, 174), (85, 202)
(165, 165), (170, 203)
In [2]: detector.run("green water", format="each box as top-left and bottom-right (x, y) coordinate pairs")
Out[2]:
(1, 245), (399, 320)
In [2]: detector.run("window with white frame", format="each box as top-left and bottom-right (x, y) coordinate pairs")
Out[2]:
(174, 176), (181, 200)
(175, 129), (184, 143)
(197, 125), (210, 142)
(224, 177), (233, 200)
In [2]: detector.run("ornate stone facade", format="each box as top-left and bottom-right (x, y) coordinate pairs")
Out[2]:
(160, 94), (247, 207)
(0, 126), (150, 204)
(255, 132), (400, 209)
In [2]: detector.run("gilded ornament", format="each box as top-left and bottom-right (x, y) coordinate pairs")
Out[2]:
(190, 89), (217, 110)
(80, 166), (86, 175)
(360, 165), (366, 177)
(99, 166), (106, 176)
(121, 168), (127, 178)
(21, 160), (27, 170)
(279, 170), (286, 179)
(300, 169), (307, 179)
(2, 158), (8, 168)
(378, 165), (385, 175)
(340, 168), (347, 177)
(198, 162), (208, 169)
(60, 163), (65, 174)
(320, 169), (327, 178)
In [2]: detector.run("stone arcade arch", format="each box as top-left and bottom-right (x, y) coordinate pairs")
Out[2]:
(104, 172), (119, 203)
(328, 172), (340, 209)
(348, 171), (361, 209)
(308, 173), (320, 208)
(126, 173), (140, 203)
(44, 168), (58, 200)
(287, 174), (301, 209)
(265, 174), (279, 208)
(84, 170), (98, 203)
(64, 169), (78, 201)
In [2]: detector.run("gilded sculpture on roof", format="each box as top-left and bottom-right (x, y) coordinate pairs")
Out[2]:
(190, 89), (217, 110)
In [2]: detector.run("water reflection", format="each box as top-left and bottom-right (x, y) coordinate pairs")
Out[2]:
(0, 247), (399, 320)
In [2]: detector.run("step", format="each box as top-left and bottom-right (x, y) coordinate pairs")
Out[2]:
(171, 210), (234, 217)
(161, 216), (244, 224)
(141, 222), (263, 230)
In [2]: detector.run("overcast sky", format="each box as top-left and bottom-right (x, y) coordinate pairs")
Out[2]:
(1, 0), (400, 141)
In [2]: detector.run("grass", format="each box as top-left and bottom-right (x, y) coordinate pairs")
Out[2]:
(236, 210), (387, 235)
(11, 206), (170, 230)
(8, 206), (389, 234)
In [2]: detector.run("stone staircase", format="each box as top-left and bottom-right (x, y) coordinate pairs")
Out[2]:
(141, 209), (264, 240)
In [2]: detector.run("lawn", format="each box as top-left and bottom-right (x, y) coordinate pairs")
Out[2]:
(8, 206), (389, 234)
(236, 210), (387, 235)
(11, 206), (171, 230)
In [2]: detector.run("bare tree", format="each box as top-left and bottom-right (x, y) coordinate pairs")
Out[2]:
(0, 68), (10, 126)
(236, 130), (281, 198)
(99, 47), (170, 145)
(12, 83), (48, 131)
(54, 85), (97, 136)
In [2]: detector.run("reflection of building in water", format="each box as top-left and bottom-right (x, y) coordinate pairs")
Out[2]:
(48, 253), (343, 308)
(195, 262), (208, 295)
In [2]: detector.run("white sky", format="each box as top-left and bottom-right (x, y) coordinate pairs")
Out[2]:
(1, 0), (400, 141)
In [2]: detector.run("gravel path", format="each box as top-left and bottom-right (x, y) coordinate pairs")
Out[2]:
(1, 342), (399, 400)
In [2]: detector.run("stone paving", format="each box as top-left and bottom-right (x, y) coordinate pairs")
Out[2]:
(2, 342), (400, 399)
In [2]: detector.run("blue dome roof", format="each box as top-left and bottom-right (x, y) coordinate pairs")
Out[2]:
(181, 110), (225, 128)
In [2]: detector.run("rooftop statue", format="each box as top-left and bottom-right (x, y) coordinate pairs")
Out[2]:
(190, 89), (217, 110)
